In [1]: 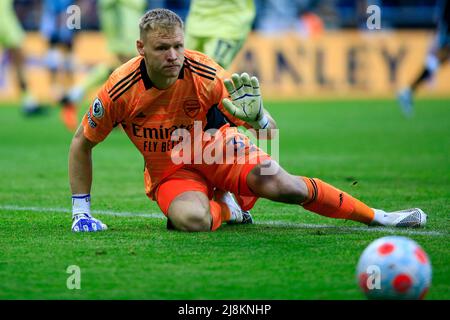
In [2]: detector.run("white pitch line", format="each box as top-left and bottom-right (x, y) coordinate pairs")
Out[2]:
(0, 204), (165, 219)
(0, 204), (447, 236)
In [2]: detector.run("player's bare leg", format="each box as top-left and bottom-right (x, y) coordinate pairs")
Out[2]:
(247, 160), (427, 228)
(167, 191), (212, 232)
(9, 47), (47, 116)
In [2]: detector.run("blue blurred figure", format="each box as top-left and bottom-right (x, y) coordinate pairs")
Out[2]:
(40, 0), (76, 100)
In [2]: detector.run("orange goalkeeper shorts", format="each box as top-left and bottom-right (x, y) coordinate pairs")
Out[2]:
(153, 126), (271, 215)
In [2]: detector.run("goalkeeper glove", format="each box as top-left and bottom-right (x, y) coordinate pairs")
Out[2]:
(222, 73), (270, 129)
(71, 194), (107, 232)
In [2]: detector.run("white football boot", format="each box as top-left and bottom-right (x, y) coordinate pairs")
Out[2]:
(371, 208), (427, 228)
(215, 190), (253, 225)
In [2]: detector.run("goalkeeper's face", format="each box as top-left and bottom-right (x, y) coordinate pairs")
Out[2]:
(137, 26), (185, 81)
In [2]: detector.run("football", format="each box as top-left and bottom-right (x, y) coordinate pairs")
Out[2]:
(356, 236), (432, 300)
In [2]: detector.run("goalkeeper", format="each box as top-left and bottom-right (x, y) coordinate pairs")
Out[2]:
(69, 9), (427, 233)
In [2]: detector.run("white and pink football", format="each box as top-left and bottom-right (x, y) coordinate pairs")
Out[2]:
(356, 236), (432, 299)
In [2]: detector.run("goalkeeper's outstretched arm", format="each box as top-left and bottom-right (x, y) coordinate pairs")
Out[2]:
(69, 126), (97, 196)
(222, 73), (277, 139)
(68, 126), (108, 232)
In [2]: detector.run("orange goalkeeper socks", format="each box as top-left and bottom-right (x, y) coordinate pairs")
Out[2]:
(301, 177), (375, 225)
(218, 201), (232, 222)
(209, 201), (224, 231)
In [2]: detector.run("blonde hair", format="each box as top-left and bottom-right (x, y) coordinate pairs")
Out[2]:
(139, 8), (184, 39)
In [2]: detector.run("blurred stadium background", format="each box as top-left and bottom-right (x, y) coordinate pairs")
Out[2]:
(1, 0), (450, 102)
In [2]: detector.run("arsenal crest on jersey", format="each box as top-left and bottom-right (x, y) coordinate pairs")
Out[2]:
(183, 100), (200, 118)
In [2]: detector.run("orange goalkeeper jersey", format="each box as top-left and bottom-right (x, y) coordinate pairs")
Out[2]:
(81, 49), (251, 195)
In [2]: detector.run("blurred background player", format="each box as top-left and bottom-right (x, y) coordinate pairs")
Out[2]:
(0, 0), (47, 116)
(184, 0), (256, 70)
(40, 0), (76, 101)
(398, 0), (450, 117)
(60, 0), (147, 131)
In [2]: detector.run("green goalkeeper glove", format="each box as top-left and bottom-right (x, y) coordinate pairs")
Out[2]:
(222, 73), (270, 129)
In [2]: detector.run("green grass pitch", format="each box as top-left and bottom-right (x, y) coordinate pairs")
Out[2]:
(0, 99), (448, 299)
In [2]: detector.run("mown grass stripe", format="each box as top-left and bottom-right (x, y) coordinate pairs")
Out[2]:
(0, 204), (445, 236)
